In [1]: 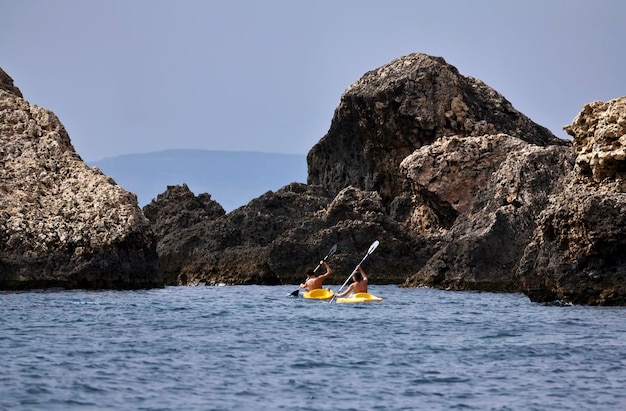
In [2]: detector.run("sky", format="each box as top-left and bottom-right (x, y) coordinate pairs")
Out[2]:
(1, 0), (625, 162)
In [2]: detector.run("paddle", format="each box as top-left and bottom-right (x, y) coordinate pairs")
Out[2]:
(329, 240), (379, 303)
(290, 244), (338, 296)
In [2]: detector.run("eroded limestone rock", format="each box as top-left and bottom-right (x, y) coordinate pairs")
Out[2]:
(0, 67), (162, 290)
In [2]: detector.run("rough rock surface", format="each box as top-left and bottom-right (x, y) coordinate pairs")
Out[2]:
(565, 97), (626, 183)
(142, 53), (625, 305)
(144, 53), (567, 294)
(0, 67), (162, 290)
(144, 183), (428, 286)
(515, 97), (626, 305)
(402, 134), (574, 291)
(144, 183), (332, 285)
(307, 53), (566, 206)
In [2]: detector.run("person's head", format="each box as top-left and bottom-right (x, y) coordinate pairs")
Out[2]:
(306, 269), (316, 277)
(354, 272), (363, 282)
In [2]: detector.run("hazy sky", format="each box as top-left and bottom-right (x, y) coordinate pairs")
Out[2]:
(2, 0), (624, 161)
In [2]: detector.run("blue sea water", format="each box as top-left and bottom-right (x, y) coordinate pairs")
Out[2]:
(1, 285), (626, 411)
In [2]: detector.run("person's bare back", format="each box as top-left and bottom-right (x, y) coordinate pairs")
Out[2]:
(300, 261), (332, 291)
(337, 265), (368, 297)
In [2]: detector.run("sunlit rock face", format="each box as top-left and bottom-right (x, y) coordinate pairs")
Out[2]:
(0, 67), (162, 290)
(401, 133), (573, 293)
(515, 97), (626, 305)
(565, 97), (626, 183)
(307, 53), (566, 206)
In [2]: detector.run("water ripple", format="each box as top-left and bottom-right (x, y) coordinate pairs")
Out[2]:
(2, 286), (626, 410)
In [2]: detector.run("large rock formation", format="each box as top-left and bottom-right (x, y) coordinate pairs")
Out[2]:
(144, 183), (331, 285)
(402, 134), (573, 291)
(568, 98), (626, 183)
(144, 182), (429, 286)
(0, 67), (162, 290)
(145, 53), (569, 293)
(142, 52), (625, 304)
(515, 97), (626, 305)
(7, 54), (625, 304)
(307, 53), (566, 207)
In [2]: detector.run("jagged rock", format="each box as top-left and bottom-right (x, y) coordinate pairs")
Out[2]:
(516, 97), (626, 305)
(0, 68), (162, 290)
(145, 183), (427, 286)
(143, 184), (225, 240)
(144, 183), (333, 285)
(144, 53), (569, 294)
(307, 53), (566, 206)
(402, 134), (574, 291)
(0, 68), (23, 98)
(142, 184), (225, 284)
(141, 53), (625, 305)
(564, 97), (626, 183)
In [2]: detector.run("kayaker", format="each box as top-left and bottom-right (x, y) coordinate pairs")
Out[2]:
(336, 265), (368, 297)
(300, 260), (332, 291)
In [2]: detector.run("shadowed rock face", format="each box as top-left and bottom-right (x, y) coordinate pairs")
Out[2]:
(515, 97), (626, 305)
(144, 183), (428, 286)
(0, 67), (162, 290)
(307, 53), (566, 206)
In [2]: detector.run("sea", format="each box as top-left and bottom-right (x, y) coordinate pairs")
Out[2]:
(1, 285), (625, 411)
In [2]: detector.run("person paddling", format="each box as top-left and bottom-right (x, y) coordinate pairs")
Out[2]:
(300, 260), (332, 291)
(335, 265), (368, 297)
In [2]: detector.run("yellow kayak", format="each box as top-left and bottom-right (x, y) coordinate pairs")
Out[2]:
(302, 288), (335, 300)
(336, 292), (383, 304)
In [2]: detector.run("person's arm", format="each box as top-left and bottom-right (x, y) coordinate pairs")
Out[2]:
(319, 261), (332, 279)
(336, 282), (354, 297)
(357, 265), (367, 281)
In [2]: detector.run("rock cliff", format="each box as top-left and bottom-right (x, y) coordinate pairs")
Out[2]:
(515, 97), (626, 305)
(141, 53), (626, 305)
(144, 53), (573, 294)
(9, 50), (615, 305)
(307, 53), (566, 207)
(144, 182), (428, 286)
(402, 134), (573, 291)
(0, 67), (162, 290)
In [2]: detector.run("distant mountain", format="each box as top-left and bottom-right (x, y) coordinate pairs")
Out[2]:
(88, 150), (308, 212)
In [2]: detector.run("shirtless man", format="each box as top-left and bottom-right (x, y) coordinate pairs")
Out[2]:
(336, 265), (368, 297)
(300, 260), (332, 291)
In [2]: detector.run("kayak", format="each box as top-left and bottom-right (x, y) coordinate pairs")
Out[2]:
(302, 288), (335, 300)
(336, 292), (383, 304)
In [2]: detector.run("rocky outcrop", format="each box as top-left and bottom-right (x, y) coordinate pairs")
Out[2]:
(515, 97), (626, 305)
(144, 53), (568, 293)
(402, 134), (574, 291)
(1, 68), (23, 98)
(307, 53), (566, 207)
(145, 183), (331, 285)
(143, 184), (225, 241)
(0, 68), (162, 290)
(566, 97), (626, 183)
(303, 53), (574, 295)
(141, 53), (625, 305)
(144, 183), (428, 286)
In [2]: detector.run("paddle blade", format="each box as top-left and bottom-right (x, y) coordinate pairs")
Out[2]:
(314, 243), (339, 272)
(367, 240), (380, 255)
(327, 243), (338, 259)
(290, 289), (299, 297)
